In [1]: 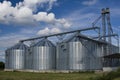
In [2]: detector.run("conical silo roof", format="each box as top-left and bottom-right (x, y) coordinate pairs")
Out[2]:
(32, 38), (55, 47)
(6, 42), (28, 51)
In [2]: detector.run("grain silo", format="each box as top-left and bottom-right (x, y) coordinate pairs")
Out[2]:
(5, 42), (28, 70)
(25, 41), (36, 69)
(5, 50), (10, 69)
(56, 33), (104, 71)
(30, 38), (56, 70)
(25, 48), (32, 69)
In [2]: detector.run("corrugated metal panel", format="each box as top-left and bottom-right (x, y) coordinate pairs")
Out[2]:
(31, 38), (56, 70)
(69, 42), (86, 70)
(56, 43), (69, 70)
(9, 50), (25, 69)
(56, 35), (103, 71)
(5, 43), (28, 70)
(5, 51), (9, 69)
(105, 44), (119, 55)
(25, 48), (32, 69)
(104, 44), (119, 67)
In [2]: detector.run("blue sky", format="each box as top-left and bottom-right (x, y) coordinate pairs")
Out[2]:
(0, 0), (120, 62)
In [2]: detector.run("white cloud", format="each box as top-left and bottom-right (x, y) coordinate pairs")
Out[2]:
(37, 27), (61, 36)
(23, 0), (57, 11)
(47, 0), (57, 11)
(65, 9), (98, 30)
(0, 28), (39, 62)
(51, 27), (61, 33)
(34, 12), (55, 22)
(0, 34), (30, 48)
(56, 18), (72, 28)
(82, 0), (98, 6)
(0, 0), (71, 28)
(37, 27), (50, 35)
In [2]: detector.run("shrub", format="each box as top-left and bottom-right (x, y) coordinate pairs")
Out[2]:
(89, 71), (120, 80)
(0, 62), (5, 70)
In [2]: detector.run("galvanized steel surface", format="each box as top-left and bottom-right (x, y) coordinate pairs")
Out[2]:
(5, 43), (28, 70)
(56, 35), (103, 71)
(5, 36), (118, 71)
(25, 48), (32, 69)
(69, 42), (86, 70)
(9, 50), (25, 69)
(56, 43), (69, 70)
(31, 39), (56, 70)
(5, 51), (9, 69)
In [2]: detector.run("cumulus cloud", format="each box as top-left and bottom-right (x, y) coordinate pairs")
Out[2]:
(0, 0), (71, 28)
(22, 0), (57, 11)
(0, 33), (33, 62)
(37, 27), (61, 35)
(34, 12), (55, 22)
(82, 0), (98, 6)
(0, 34), (29, 48)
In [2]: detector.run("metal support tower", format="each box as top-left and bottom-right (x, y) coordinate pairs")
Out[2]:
(105, 8), (111, 55)
(101, 8), (106, 41)
(106, 8), (112, 44)
(101, 8), (116, 55)
(92, 15), (101, 40)
(101, 8), (107, 56)
(93, 34), (118, 39)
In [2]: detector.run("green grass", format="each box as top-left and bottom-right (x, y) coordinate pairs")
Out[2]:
(89, 68), (120, 80)
(114, 78), (120, 80)
(0, 71), (99, 80)
(1, 70), (120, 80)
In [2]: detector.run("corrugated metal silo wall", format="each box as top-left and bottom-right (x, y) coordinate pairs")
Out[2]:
(25, 48), (32, 69)
(107, 45), (119, 67)
(111, 45), (119, 53)
(56, 40), (103, 71)
(31, 46), (56, 70)
(8, 49), (25, 69)
(105, 44), (119, 55)
(56, 43), (69, 70)
(69, 41), (103, 71)
(5, 43), (28, 70)
(88, 41), (103, 70)
(5, 51), (9, 69)
(69, 41), (86, 70)
(69, 42), (85, 70)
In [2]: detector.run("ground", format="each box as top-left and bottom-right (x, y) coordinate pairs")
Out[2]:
(0, 71), (99, 80)
(0, 71), (120, 80)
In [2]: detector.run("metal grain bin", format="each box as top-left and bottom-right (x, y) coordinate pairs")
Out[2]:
(5, 42), (28, 70)
(25, 41), (36, 69)
(56, 42), (69, 70)
(5, 50), (9, 69)
(69, 40), (87, 70)
(25, 48), (32, 69)
(31, 38), (56, 70)
(56, 33), (103, 71)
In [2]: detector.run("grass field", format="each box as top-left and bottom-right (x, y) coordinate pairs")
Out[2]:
(0, 71), (99, 80)
(0, 70), (120, 80)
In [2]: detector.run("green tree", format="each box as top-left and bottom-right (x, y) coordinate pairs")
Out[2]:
(0, 62), (5, 70)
